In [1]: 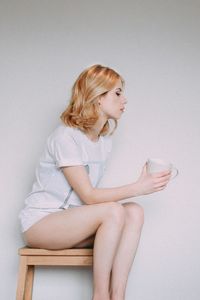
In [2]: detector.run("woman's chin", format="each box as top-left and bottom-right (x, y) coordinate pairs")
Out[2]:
(109, 116), (120, 121)
(115, 113), (123, 120)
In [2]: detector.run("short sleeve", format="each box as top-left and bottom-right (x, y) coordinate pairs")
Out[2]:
(48, 127), (83, 168)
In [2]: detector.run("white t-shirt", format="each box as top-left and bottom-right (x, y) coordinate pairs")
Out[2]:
(23, 124), (112, 209)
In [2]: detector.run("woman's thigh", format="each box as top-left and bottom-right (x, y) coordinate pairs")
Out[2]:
(23, 202), (122, 250)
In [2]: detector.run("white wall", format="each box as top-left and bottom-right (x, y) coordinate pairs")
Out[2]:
(1, 0), (200, 299)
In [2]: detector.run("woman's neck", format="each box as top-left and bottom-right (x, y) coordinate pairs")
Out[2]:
(86, 116), (107, 142)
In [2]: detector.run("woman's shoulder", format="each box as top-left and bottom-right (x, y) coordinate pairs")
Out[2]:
(49, 123), (79, 140)
(46, 124), (82, 154)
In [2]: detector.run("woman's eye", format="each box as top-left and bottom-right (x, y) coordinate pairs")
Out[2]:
(116, 92), (121, 96)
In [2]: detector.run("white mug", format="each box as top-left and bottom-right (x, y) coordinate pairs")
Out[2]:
(147, 158), (178, 179)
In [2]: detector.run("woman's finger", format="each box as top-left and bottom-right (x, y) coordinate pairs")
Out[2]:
(152, 170), (171, 178)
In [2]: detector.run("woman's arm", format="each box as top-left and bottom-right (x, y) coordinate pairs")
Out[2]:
(61, 164), (171, 205)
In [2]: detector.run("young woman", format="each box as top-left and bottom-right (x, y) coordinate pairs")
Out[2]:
(19, 64), (171, 300)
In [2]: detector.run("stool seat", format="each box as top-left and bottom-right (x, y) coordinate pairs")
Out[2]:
(16, 247), (93, 300)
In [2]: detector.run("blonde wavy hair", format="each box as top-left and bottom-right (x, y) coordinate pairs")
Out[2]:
(60, 64), (124, 136)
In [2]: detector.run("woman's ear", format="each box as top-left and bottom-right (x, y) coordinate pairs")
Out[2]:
(98, 92), (106, 106)
(98, 95), (102, 105)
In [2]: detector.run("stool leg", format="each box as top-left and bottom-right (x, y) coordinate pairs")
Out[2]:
(24, 265), (35, 300)
(16, 256), (28, 300)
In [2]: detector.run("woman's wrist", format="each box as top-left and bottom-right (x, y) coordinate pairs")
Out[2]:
(130, 182), (142, 197)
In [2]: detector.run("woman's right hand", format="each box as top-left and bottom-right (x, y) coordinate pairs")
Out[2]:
(134, 163), (171, 196)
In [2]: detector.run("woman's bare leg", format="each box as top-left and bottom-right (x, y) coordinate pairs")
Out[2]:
(110, 202), (144, 300)
(92, 204), (125, 300)
(23, 202), (125, 300)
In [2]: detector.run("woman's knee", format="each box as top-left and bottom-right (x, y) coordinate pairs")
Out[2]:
(102, 202), (126, 227)
(124, 202), (144, 229)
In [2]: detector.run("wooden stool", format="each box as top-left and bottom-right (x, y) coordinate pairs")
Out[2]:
(16, 247), (93, 300)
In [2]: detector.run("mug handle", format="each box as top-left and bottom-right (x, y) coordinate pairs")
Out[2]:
(171, 167), (179, 179)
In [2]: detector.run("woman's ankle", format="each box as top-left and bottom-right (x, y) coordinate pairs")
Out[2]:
(93, 296), (110, 300)
(110, 289), (125, 300)
(93, 291), (110, 300)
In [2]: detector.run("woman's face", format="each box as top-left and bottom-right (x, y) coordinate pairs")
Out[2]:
(99, 79), (127, 120)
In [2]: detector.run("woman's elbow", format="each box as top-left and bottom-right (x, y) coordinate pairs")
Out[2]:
(80, 188), (96, 205)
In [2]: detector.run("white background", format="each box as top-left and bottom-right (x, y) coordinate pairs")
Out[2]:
(0, 0), (200, 299)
